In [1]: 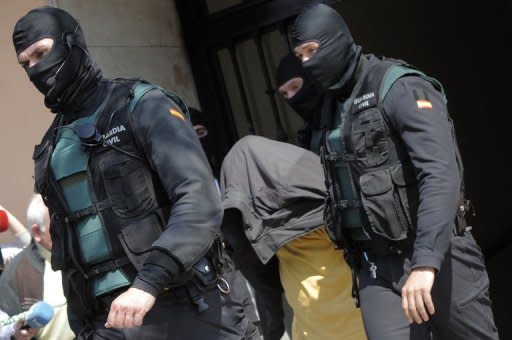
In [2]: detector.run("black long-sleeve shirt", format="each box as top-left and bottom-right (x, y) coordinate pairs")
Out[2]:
(382, 76), (460, 271)
(126, 88), (223, 296)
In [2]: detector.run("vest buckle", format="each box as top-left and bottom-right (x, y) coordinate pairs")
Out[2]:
(85, 256), (131, 279)
(325, 152), (342, 162)
(336, 200), (361, 210)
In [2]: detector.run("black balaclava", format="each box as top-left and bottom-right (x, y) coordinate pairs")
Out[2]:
(189, 107), (218, 175)
(13, 6), (102, 114)
(292, 4), (361, 93)
(276, 52), (324, 124)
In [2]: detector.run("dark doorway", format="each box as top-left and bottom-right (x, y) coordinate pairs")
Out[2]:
(175, 0), (338, 174)
(176, 0), (511, 337)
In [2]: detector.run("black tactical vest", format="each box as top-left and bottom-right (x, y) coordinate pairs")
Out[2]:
(33, 80), (172, 280)
(321, 55), (463, 247)
(33, 80), (226, 320)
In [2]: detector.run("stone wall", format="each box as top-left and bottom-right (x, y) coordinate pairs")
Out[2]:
(50, 0), (200, 108)
(0, 0), (49, 242)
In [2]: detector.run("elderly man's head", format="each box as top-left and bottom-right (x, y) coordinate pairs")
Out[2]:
(26, 194), (51, 251)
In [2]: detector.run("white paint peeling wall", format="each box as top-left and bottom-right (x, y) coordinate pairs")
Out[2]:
(49, 0), (200, 108)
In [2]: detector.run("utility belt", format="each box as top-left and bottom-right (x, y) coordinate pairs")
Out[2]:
(340, 236), (413, 309)
(179, 239), (231, 313)
(78, 258), (231, 340)
(89, 238), (229, 314)
(94, 253), (230, 315)
(55, 205), (230, 313)
(351, 238), (412, 258)
(342, 197), (472, 309)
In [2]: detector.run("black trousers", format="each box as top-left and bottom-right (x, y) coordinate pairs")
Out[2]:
(221, 210), (288, 340)
(78, 267), (260, 340)
(358, 230), (499, 340)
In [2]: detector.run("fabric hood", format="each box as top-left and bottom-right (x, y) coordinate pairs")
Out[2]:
(220, 135), (326, 263)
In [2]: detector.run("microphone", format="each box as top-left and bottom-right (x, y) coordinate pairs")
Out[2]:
(73, 123), (103, 146)
(0, 301), (54, 328)
(0, 210), (8, 232)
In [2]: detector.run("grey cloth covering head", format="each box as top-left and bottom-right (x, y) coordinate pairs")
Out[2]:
(220, 135), (327, 264)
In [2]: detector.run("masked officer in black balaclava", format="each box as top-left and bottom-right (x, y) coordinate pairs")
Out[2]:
(291, 3), (499, 340)
(275, 52), (324, 150)
(13, 6), (258, 340)
(188, 107), (221, 178)
(13, 7), (102, 116)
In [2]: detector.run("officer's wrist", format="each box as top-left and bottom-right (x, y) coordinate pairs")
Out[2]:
(131, 276), (161, 297)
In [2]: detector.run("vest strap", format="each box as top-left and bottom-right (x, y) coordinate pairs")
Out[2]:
(324, 151), (356, 162)
(325, 152), (342, 161)
(336, 199), (361, 210)
(85, 256), (131, 279)
(129, 82), (190, 120)
(63, 199), (113, 224)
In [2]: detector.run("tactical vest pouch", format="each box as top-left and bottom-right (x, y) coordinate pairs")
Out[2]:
(185, 245), (229, 313)
(359, 164), (418, 241)
(351, 108), (390, 168)
(118, 214), (162, 270)
(100, 153), (159, 219)
(191, 257), (218, 289)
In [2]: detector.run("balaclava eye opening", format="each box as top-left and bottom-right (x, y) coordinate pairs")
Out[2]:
(292, 3), (361, 93)
(276, 52), (324, 123)
(13, 6), (102, 114)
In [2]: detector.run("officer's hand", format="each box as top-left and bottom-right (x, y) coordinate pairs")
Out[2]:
(14, 321), (37, 340)
(401, 267), (436, 324)
(105, 287), (156, 329)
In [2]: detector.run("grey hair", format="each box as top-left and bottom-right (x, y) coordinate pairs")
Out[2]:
(26, 194), (47, 232)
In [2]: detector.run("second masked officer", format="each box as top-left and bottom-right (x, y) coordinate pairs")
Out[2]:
(291, 3), (498, 340)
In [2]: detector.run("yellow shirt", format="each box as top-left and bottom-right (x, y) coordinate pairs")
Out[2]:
(276, 227), (366, 340)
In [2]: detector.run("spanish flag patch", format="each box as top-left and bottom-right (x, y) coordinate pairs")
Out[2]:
(169, 108), (185, 121)
(416, 100), (432, 109)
